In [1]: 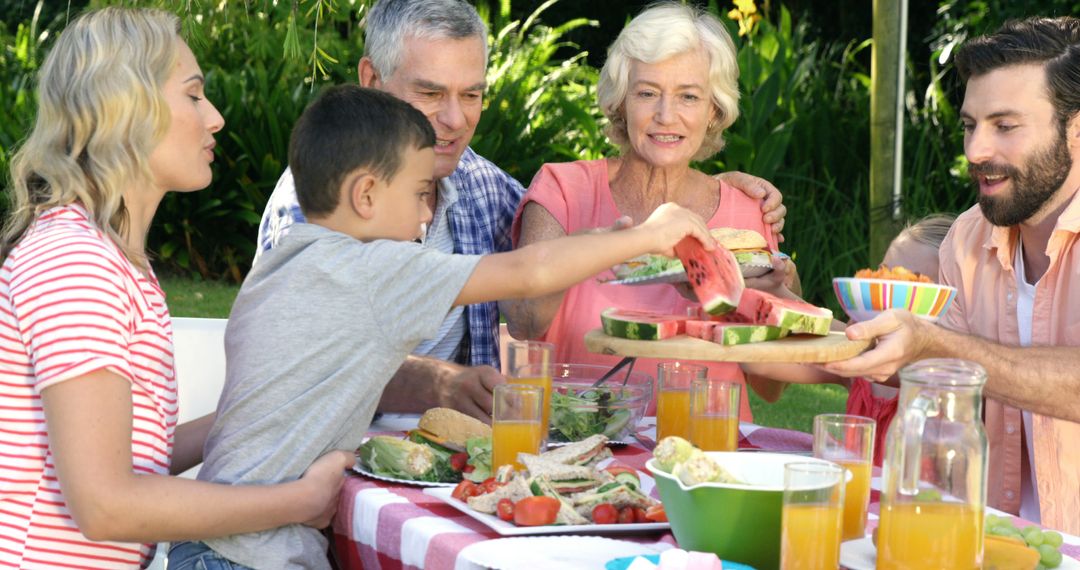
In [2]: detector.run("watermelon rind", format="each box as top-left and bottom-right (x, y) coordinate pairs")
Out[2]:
(714, 324), (789, 345)
(600, 308), (684, 341)
(772, 308), (832, 336)
(735, 289), (833, 336)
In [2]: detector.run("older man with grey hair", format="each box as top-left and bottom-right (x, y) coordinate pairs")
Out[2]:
(256, 0), (786, 422)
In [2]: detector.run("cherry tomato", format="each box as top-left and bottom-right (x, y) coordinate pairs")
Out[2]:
(481, 477), (502, 494)
(644, 504), (668, 523)
(462, 464), (476, 474)
(617, 506), (636, 524)
(449, 452), (468, 472)
(496, 498), (515, 522)
(513, 496), (561, 526)
(592, 503), (618, 525)
(633, 507), (648, 524)
(451, 480), (478, 502)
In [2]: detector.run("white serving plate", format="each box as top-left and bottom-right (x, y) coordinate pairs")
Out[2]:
(424, 487), (670, 536)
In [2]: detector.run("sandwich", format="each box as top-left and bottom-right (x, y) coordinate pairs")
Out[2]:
(406, 407), (492, 482)
(408, 407), (491, 453)
(709, 228), (772, 269)
(612, 228), (773, 280)
(534, 434), (612, 467)
(465, 473), (533, 514)
(519, 454), (602, 494)
(527, 474), (591, 525)
(569, 481), (657, 520)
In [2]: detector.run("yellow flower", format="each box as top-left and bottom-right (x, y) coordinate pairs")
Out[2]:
(728, 0), (761, 37)
(734, 0), (758, 15)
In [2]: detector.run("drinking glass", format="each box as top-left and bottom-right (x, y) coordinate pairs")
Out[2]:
(813, 414), (875, 541)
(688, 379), (740, 451)
(491, 384), (543, 471)
(780, 462), (845, 570)
(506, 341), (554, 441)
(656, 362), (706, 441)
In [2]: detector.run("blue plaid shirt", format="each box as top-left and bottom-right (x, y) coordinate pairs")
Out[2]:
(255, 147), (524, 369)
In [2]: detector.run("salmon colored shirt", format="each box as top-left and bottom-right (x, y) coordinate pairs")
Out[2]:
(939, 192), (1080, 533)
(511, 159), (779, 421)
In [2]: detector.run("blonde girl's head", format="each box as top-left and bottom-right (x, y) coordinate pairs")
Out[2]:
(883, 213), (958, 282)
(1, 7), (181, 265)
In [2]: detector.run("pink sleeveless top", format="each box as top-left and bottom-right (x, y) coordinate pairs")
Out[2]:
(511, 160), (779, 420)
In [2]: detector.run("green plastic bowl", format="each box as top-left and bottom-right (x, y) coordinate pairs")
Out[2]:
(647, 452), (840, 570)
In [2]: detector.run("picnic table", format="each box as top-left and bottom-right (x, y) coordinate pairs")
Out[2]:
(331, 415), (1080, 570)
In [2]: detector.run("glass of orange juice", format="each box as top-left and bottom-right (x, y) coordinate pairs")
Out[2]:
(780, 461), (845, 570)
(491, 384), (543, 471)
(506, 341), (554, 443)
(813, 414), (875, 541)
(656, 362), (706, 441)
(688, 379), (740, 451)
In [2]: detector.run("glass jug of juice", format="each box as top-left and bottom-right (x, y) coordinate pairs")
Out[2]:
(877, 359), (988, 570)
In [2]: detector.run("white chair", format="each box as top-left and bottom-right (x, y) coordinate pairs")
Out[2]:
(146, 317), (228, 570)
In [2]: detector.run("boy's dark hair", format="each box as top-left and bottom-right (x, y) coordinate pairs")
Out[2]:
(289, 84), (435, 217)
(955, 17), (1080, 130)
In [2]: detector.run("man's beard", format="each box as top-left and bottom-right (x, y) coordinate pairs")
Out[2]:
(969, 129), (1073, 227)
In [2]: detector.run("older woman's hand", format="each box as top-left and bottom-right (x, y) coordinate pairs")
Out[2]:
(716, 171), (787, 242)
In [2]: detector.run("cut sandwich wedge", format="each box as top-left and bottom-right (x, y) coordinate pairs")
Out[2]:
(533, 434), (612, 467)
(518, 454), (602, 494)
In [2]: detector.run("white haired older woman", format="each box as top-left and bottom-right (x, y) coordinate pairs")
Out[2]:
(0, 8), (351, 568)
(504, 2), (794, 418)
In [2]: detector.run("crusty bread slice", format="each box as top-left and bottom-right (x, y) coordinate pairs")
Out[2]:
(709, 227), (768, 251)
(417, 407), (491, 447)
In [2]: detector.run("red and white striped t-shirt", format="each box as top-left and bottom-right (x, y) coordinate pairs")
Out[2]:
(0, 204), (177, 569)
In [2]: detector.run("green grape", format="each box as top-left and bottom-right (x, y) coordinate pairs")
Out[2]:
(988, 525), (1017, 537)
(985, 514), (1003, 527)
(1037, 543), (1063, 568)
(1035, 564), (1047, 570)
(1024, 526), (1046, 546)
(1043, 530), (1064, 548)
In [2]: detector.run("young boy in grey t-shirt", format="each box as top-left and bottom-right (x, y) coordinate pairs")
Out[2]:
(173, 85), (716, 569)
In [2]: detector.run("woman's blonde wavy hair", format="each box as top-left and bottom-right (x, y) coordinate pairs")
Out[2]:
(598, 1), (740, 162)
(1, 7), (181, 268)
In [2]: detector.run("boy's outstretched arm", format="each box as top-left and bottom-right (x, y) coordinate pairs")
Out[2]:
(456, 203), (714, 307)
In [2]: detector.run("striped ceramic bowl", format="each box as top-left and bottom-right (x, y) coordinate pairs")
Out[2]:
(832, 277), (957, 323)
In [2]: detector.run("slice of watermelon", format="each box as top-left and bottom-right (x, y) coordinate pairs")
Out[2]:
(674, 238), (744, 316)
(685, 319), (720, 340)
(600, 308), (689, 340)
(734, 289), (833, 336)
(712, 324), (789, 345)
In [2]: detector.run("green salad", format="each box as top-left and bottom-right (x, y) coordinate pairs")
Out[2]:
(549, 388), (635, 442)
(622, 255), (683, 279)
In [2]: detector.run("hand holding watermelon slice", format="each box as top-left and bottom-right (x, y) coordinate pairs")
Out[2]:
(635, 202), (717, 258)
(673, 237), (745, 315)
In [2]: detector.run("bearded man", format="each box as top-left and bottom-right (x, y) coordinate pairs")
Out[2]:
(824, 17), (1080, 533)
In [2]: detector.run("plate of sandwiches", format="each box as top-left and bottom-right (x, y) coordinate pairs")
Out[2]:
(425, 435), (670, 535)
(605, 228), (775, 286)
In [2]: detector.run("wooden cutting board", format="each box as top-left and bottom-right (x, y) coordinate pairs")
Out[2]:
(584, 328), (872, 363)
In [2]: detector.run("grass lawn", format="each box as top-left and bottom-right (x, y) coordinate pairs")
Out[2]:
(161, 276), (848, 433)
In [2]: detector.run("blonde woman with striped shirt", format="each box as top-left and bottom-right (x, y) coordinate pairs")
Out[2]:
(0, 8), (351, 568)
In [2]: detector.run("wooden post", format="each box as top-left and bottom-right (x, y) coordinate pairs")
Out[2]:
(870, 0), (908, 263)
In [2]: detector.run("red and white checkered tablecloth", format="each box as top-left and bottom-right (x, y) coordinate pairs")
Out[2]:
(331, 418), (1080, 569)
(330, 420), (811, 570)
